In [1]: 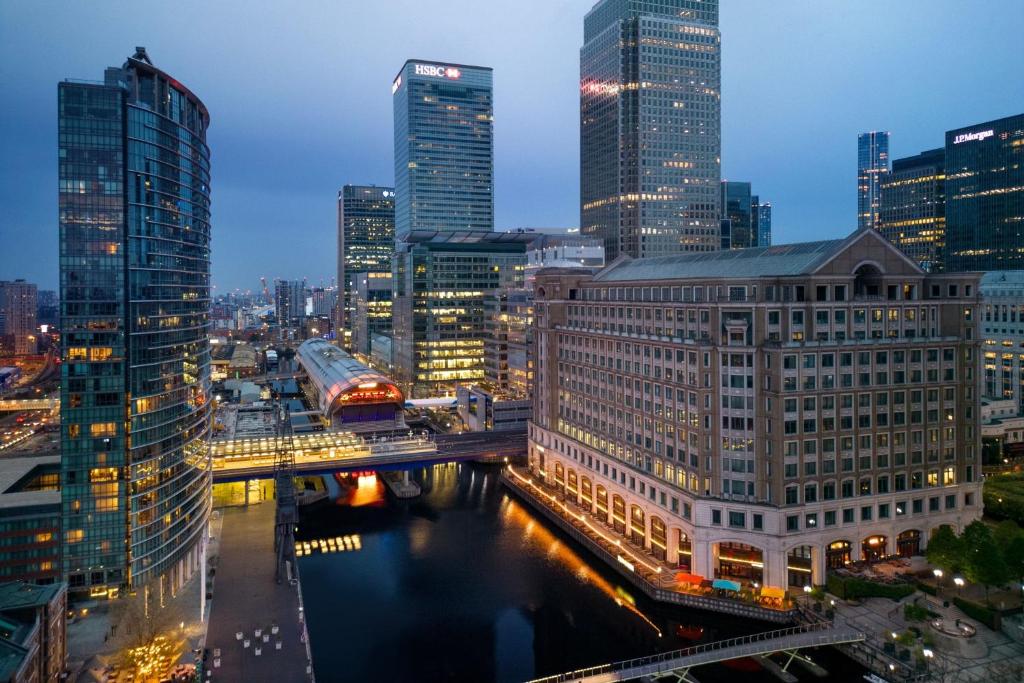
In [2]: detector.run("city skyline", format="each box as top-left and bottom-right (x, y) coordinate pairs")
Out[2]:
(1, 0), (1022, 292)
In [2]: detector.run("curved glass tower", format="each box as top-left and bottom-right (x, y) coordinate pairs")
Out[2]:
(59, 48), (212, 596)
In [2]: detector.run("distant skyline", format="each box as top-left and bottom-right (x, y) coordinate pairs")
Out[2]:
(1, 0), (1021, 291)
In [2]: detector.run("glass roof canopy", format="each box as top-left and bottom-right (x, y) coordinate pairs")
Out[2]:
(296, 338), (403, 416)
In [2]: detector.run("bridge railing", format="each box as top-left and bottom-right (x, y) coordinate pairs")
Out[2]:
(526, 622), (835, 683)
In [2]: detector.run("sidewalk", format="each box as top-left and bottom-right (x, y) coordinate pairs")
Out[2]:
(205, 502), (314, 682)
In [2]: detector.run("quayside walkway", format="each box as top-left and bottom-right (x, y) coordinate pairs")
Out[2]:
(502, 466), (797, 623)
(527, 622), (865, 683)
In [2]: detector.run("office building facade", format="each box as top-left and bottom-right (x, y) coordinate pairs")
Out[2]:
(58, 48), (212, 594)
(878, 149), (945, 273)
(274, 280), (305, 326)
(721, 181), (753, 250)
(943, 114), (1024, 272)
(530, 229), (981, 587)
(752, 198), (772, 248)
(858, 131), (890, 230)
(0, 281), (38, 356)
(392, 61), (493, 237)
(392, 231), (528, 398)
(336, 185), (394, 346)
(350, 271), (393, 357)
(581, 0), (722, 261)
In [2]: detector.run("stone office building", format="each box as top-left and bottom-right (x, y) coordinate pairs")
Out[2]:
(529, 228), (982, 588)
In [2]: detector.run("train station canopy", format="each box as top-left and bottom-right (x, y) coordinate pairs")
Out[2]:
(296, 338), (403, 417)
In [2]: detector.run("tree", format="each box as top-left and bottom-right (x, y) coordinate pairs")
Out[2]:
(1005, 535), (1024, 584)
(926, 525), (964, 575)
(993, 519), (1022, 550)
(964, 538), (1009, 602)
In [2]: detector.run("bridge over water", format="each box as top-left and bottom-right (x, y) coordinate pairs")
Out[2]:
(527, 622), (865, 683)
(210, 428), (526, 482)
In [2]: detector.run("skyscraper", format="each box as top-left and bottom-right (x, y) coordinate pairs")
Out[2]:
(58, 48), (211, 595)
(749, 197), (770, 248)
(581, 0), (721, 261)
(392, 60), (493, 236)
(943, 114), (1024, 272)
(857, 131), (890, 230)
(336, 185), (394, 347)
(274, 280), (305, 325)
(721, 181), (753, 249)
(0, 280), (38, 355)
(878, 148), (945, 272)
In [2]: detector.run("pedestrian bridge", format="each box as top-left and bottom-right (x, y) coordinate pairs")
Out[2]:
(210, 428), (526, 482)
(527, 622), (865, 683)
(0, 398), (57, 412)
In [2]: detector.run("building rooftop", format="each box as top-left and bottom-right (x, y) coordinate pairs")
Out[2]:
(594, 239), (848, 282)
(296, 338), (402, 416)
(980, 270), (1024, 291)
(0, 456), (60, 512)
(0, 581), (63, 611)
(401, 230), (536, 245)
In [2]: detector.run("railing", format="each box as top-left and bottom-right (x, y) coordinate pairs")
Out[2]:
(527, 622), (847, 683)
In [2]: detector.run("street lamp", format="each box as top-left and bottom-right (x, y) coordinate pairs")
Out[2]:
(953, 576), (964, 595)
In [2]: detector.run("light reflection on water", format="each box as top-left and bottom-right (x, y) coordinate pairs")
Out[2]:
(297, 463), (865, 683)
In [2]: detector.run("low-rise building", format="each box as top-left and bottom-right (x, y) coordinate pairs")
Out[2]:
(0, 457), (61, 586)
(456, 385), (531, 432)
(0, 581), (67, 683)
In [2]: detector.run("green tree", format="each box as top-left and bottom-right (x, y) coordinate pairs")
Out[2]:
(993, 519), (1022, 549)
(964, 538), (1010, 601)
(926, 525), (964, 575)
(1005, 535), (1024, 584)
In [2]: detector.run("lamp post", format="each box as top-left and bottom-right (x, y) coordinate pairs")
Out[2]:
(953, 576), (964, 596)
(933, 568), (943, 596)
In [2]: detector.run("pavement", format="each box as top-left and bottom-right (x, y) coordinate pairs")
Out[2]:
(832, 592), (1024, 681)
(205, 502), (314, 682)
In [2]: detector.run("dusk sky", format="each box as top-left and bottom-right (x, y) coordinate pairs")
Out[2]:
(1, 0), (1021, 293)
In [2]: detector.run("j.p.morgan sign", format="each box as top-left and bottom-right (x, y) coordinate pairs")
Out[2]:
(953, 129), (995, 145)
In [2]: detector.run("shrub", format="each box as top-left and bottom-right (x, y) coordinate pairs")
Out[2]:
(953, 597), (1001, 630)
(827, 574), (915, 601)
(904, 603), (930, 622)
(916, 581), (937, 596)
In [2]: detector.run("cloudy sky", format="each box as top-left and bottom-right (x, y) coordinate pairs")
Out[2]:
(1, 0), (1021, 292)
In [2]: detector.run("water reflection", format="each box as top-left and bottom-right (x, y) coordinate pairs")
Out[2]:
(297, 463), (864, 683)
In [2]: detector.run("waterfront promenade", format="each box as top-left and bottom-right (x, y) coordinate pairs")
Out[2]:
(502, 466), (797, 623)
(206, 503), (314, 682)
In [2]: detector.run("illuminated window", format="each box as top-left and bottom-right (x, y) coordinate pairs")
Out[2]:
(90, 423), (117, 437)
(65, 529), (84, 543)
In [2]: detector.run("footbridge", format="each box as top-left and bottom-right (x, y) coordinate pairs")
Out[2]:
(210, 428), (526, 482)
(527, 622), (865, 683)
(0, 398), (58, 412)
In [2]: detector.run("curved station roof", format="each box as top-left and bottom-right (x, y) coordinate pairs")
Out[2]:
(296, 339), (403, 416)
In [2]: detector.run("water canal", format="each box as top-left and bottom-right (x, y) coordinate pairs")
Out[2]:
(297, 462), (868, 683)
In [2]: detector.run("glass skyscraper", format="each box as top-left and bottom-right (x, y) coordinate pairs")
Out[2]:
(878, 148), (945, 272)
(58, 48), (211, 596)
(392, 60), (493, 236)
(943, 114), (1024, 272)
(720, 181), (752, 249)
(857, 131), (890, 230)
(336, 185), (394, 347)
(752, 197), (772, 248)
(581, 0), (721, 261)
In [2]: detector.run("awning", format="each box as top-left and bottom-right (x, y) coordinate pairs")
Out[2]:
(675, 572), (704, 585)
(712, 579), (741, 592)
(760, 586), (786, 599)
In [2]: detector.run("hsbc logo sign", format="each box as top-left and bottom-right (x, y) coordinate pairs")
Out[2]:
(414, 63), (461, 79)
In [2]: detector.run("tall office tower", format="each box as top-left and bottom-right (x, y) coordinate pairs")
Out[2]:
(336, 185), (394, 348)
(581, 0), (721, 261)
(58, 48), (211, 595)
(530, 229), (982, 587)
(721, 181), (753, 249)
(754, 201), (772, 247)
(37, 290), (58, 329)
(391, 231), (529, 398)
(944, 114), (1024, 272)
(0, 280), (38, 355)
(878, 149), (945, 273)
(392, 61), (493, 237)
(274, 280), (306, 325)
(858, 131), (890, 230)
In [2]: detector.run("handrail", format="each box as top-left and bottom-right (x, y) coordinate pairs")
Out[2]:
(527, 622), (837, 683)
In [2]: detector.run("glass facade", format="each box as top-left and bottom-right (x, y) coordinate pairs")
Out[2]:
(59, 49), (211, 594)
(581, 0), (721, 261)
(751, 197), (772, 248)
(392, 232), (528, 398)
(720, 181), (752, 249)
(857, 131), (890, 230)
(392, 61), (493, 236)
(878, 148), (945, 272)
(944, 114), (1024, 272)
(336, 185), (394, 347)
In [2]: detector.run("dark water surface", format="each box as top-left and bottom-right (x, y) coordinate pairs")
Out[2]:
(297, 463), (866, 683)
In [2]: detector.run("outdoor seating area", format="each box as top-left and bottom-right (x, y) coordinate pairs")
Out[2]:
(833, 556), (917, 584)
(506, 467), (794, 612)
